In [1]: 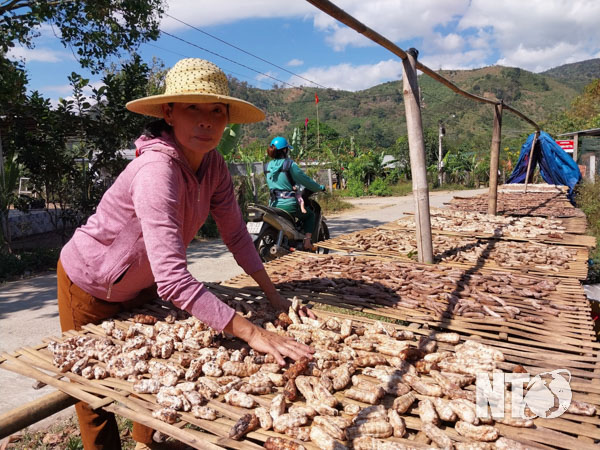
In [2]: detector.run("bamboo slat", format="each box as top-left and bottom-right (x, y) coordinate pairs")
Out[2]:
(385, 209), (595, 248)
(315, 226), (589, 279)
(449, 190), (587, 219)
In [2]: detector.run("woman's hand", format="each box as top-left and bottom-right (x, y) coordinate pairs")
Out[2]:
(267, 291), (316, 319)
(247, 325), (313, 366)
(224, 314), (313, 365)
(250, 268), (316, 318)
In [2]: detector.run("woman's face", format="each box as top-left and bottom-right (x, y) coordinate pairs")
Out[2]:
(162, 102), (228, 156)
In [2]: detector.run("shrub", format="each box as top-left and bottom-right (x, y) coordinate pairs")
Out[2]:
(347, 178), (365, 197)
(0, 248), (59, 282)
(576, 178), (600, 283)
(367, 177), (392, 196)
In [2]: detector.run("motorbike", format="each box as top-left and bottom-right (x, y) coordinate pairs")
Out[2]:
(246, 189), (330, 262)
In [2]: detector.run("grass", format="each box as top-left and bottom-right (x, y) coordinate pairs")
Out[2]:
(575, 178), (600, 283)
(8, 414), (139, 450)
(319, 192), (354, 214)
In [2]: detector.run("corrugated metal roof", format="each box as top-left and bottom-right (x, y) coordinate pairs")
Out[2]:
(557, 127), (600, 137)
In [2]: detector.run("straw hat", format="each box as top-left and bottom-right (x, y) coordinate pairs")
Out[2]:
(126, 58), (265, 123)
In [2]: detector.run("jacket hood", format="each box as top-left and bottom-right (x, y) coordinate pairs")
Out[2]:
(134, 132), (189, 168)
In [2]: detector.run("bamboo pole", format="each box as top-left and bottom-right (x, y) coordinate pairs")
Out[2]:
(304, 0), (540, 131)
(488, 103), (503, 215)
(0, 391), (77, 440)
(402, 48), (433, 264)
(524, 131), (541, 193)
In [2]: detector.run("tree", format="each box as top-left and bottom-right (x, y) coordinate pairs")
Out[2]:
(1, 0), (166, 72)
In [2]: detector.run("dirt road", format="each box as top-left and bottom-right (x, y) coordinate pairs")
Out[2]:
(0, 188), (485, 429)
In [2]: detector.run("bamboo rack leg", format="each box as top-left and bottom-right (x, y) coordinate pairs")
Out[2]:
(0, 391), (78, 440)
(105, 403), (221, 450)
(488, 102), (503, 215)
(524, 131), (540, 193)
(402, 48), (433, 264)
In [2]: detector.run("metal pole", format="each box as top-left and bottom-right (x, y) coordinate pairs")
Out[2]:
(402, 48), (433, 264)
(524, 131), (540, 193)
(488, 103), (503, 215)
(316, 102), (320, 149)
(438, 121), (443, 187)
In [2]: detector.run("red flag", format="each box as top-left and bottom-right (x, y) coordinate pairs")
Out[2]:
(305, 117), (309, 127)
(315, 93), (319, 104)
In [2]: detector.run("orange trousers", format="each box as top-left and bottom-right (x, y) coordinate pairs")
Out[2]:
(57, 260), (157, 449)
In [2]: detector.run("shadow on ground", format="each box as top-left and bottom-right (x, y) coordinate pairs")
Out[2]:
(0, 272), (58, 320)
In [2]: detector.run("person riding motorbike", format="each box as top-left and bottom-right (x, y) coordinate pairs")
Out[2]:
(265, 136), (325, 250)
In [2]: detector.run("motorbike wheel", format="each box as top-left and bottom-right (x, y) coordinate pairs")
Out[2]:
(314, 222), (330, 255)
(255, 227), (279, 262)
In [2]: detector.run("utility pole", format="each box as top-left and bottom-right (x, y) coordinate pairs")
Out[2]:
(438, 120), (445, 187)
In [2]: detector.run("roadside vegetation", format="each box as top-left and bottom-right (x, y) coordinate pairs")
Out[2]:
(576, 178), (600, 283)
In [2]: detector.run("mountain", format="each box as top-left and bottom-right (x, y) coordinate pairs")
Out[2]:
(542, 58), (600, 90)
(230, 59), (600, 150)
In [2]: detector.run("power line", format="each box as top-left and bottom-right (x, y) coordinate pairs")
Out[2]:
(143, 42), (277, 90)
(160, 29), (303, 90)
(152, 31), (409, 105)
(164, 13), (328, 89)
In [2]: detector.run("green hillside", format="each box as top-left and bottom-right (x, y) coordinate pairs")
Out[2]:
(230, 60), (600, 151)
(542, 58), (600, 90)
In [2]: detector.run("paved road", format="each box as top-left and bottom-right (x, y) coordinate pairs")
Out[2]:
(0, 188), (486, 429)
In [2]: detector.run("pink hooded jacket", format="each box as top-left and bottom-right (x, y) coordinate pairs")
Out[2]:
(59, 134), (264, 331)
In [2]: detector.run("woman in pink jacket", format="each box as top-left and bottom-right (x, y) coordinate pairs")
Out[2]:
(57, 58), (313, 449)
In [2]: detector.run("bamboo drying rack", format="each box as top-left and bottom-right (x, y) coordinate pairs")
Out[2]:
(222, 253), (597, 356)
(448, 192), (587, 219)
(385, 217), (596, 249)
(1, 289), (599, 449)
(314, 226), (590, 280)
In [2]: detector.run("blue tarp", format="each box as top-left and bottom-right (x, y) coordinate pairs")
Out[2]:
(507, 131), (581, 201)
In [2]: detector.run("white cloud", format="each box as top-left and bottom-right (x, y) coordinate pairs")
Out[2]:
(289, 59), (404, 91)
(7, 46), (65, 63)
(313, 0), (470, 51)
(255, 70), (279, 86)
(420, 49), (489, 71)
(287, 58), (304, 67)
(432, 33), (464, 53)
(161, 0), (313, 30)
(47, 81), (105, 109)
(496, 42), (592, 73)
(458, 0), (600, 71)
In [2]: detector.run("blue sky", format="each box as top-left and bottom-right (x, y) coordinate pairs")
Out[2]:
(8, 0), (600, 105)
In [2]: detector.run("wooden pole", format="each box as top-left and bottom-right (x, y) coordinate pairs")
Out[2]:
(488, 102), (503, 215)
(573, 133), (579, 162)
(524, 131), (540, 193)
(402, 48), (433, 264)
(0, 391), (77, 439)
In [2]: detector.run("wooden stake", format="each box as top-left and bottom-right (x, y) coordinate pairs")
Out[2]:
(488, 102), (503, 215)
(0, 391), (77, 440)
(401, 48), (433, 264)
(524, 131), (540, 193)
